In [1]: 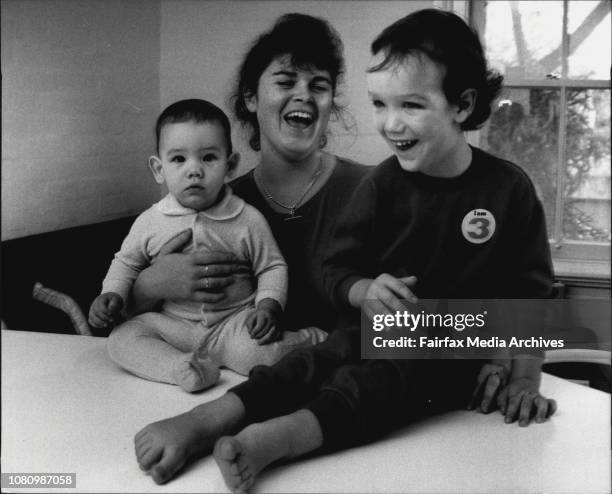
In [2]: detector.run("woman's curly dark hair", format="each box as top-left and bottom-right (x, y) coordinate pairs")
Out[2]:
(230, 13), (345, 151)
(369, 9), (503, 130)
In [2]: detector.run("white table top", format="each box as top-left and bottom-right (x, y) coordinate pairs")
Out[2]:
(2, 329), (610, 493)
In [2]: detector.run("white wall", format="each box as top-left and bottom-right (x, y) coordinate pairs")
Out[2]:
(159, 0), (432, 173)
(1, 0), (161, 240)
(1, 0), (438, 240)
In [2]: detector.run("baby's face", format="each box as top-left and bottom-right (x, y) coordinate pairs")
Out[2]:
(153, 121), (233, 211)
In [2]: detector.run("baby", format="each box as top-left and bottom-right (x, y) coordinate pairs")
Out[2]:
(129, 12), (555, 494)
(89, 99), (325, 392)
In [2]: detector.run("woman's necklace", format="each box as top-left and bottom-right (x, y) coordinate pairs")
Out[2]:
(256, 155), (323, 221)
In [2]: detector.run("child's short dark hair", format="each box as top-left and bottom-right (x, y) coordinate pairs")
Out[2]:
(369, 9), (503, 130)
(231, 13), (345, 151)
(155, 99), (233, 155)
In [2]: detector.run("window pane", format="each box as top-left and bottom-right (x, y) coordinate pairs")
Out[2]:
(568, 1), (611, 79)
(481, 88), (560, 234)
(563, 89), (611, 242)
(482, 1), (563, 80)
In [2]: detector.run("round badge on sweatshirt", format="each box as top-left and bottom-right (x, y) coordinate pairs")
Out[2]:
(461, 209), (496, 244)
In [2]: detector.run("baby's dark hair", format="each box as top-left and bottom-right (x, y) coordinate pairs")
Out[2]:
(369, 9), (503, 130)
(155, 99), (232, 155)
(231, 13), (345, 151)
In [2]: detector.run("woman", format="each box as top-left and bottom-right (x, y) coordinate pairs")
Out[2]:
(131, 13), (367, 485)
(131, 13), (365, 334)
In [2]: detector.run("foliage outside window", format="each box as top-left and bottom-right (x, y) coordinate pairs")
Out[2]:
(471, 0), (610, 265)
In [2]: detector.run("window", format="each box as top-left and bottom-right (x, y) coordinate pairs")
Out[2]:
(470, 1), (610, 270)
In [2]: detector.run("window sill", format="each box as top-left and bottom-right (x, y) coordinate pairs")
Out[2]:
(553, 259), (611, 287)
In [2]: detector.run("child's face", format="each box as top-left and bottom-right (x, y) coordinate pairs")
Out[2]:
(149, 121), (237, 211)
(367, 53), (470, 176)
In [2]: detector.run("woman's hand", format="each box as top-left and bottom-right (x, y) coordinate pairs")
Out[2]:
(130, 229), (252, 314)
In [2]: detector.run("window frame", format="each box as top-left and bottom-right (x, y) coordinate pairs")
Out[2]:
(468, 0), (610, 277)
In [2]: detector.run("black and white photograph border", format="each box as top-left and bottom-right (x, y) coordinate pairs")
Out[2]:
(1, 1), (610, 493)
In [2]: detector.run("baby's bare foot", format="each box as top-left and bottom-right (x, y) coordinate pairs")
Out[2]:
(172, 352), (219, 393)
(134, 394), (245, 484)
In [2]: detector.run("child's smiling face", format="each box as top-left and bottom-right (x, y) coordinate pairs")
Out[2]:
(149, 120), (236, 211)
(367, 52), (471, 177)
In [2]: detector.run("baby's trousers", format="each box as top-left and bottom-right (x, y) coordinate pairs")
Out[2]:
(231, 328), (482, 452)
(107, 308), (327, 383)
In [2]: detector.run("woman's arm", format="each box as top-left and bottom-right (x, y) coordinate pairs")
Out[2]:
(127, 229), (251, 316)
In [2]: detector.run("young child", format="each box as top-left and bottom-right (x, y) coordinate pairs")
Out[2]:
(89, 99), (326, 392)
(210, 10), (556, 493)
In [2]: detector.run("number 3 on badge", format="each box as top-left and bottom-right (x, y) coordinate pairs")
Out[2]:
(462, 209), (496, 244)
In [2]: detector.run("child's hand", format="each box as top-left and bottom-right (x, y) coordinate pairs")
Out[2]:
(467, 360), (511, 413)
(497, 377), (557, 426)
(245, 298), (282, 345)
(359, 274), (418, 319)
(89, 292), (124, 329)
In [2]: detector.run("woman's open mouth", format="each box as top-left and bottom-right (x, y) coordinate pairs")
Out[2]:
(284, 111), (315, 129)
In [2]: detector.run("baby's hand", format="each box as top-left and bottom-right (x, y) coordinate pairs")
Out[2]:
(497, 377), (557, 427)
(245, 298), (282, 345)
(89, 292), (124, 329)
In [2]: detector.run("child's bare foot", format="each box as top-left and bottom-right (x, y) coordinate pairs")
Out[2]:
(172, 352), (219, 392)
(213, 410), (323, 494)
(134, 393), (245, 484)
(214, 437), (259, 494)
